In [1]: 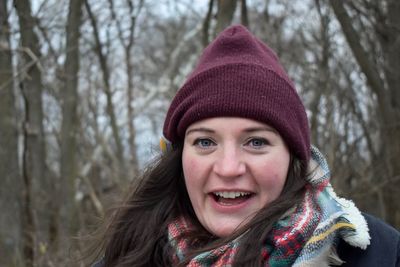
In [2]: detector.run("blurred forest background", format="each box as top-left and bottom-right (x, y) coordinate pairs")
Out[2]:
(0, 0), (399, 266)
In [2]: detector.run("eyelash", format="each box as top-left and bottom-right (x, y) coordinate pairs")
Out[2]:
(193, 138), (216, 148)
(245, 137), (269, 148)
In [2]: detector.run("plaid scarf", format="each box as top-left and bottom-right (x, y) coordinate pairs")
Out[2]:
(168, 147), (370, 266)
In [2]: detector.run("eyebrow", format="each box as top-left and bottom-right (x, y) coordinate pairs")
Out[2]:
(243, 126), (277, 134)
(185, 126), (277, 136)
(185, 127), (215, 136)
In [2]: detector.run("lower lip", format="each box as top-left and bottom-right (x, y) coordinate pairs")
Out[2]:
(209, 194), (253, 213)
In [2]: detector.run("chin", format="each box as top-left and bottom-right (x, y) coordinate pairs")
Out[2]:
(210, 224), (239, 238)
(210, 215), (256, 237)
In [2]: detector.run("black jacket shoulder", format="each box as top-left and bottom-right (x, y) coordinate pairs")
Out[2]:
(92, 258), (104, 267)
(338, 213), (400, 267)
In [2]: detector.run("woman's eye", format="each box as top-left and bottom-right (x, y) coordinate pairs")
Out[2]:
(246, 138), (268, 148)
(193, 138), (216, 148)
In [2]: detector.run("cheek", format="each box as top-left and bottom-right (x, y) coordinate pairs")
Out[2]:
(182, 150), (201, 187)
(182, 150), (205, 212)
(182, 152), (195, 175)
(257, 157), (290, 197)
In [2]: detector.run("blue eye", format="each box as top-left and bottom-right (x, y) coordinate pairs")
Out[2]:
(246, 138), (268, 148)
(193, 138), (216, 148)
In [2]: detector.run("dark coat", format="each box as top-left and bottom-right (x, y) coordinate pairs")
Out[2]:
(93, 214), (399, 267)
(338, 213), (400, 267)
(92, 259), (104, 267)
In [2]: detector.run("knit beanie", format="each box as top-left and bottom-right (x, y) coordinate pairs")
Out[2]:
(162, 25), (310, 162)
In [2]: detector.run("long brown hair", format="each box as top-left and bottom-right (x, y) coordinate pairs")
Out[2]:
(92, 144), (186, 266)
(97, 144), (307, 267)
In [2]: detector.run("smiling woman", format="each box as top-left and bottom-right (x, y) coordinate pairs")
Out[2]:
(93, 25), (399, 267)
(182, 118), (290, 238)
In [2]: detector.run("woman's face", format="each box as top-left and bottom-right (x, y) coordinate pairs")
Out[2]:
(182, 117), (290, 237)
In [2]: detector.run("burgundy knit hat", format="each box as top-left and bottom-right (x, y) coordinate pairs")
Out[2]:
(162, 25), (310, 162)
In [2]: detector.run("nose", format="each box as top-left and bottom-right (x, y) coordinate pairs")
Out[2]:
(213, 146), (246, 178)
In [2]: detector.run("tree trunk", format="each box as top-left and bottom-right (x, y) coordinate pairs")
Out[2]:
(376, 0), (400, 228)
(20, 107), (36, 266)
(240, 0), (249, 29)
(59, 0), (84, 248)
(215, 0), (238, 34)
(115, 0), (143, 178)
(14, 0), (47, 264)
(0, 0), (21, 265)
(309, 0), (331, 149)
(202, 0), (215, 47)
(330, 0), (387, 110)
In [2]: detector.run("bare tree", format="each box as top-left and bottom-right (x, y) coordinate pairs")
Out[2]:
(240, 0), (249, 29)
(215, 0), (238, 34)
(14, 0), (48, 264)
(203, 0), (247, 43)
(330, 0), (400, 228)
(308, 0), (332, 147)
(202, 0), (215, 47)
(59, 0), (84, 247)
(0, 0), (21, 265)
(108, 0), (144, 177)
(84, 0), (127, 183)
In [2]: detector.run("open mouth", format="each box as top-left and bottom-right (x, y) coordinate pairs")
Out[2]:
(211, 191), (253, 206)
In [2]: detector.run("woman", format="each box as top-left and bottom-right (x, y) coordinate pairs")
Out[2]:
(93, 25), (399, 266)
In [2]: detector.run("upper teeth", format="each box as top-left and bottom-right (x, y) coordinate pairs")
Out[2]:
(214, 192), (250, 199)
